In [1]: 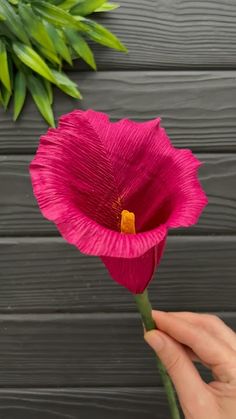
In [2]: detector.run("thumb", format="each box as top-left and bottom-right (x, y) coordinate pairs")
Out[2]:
(145, 330), (208, 409)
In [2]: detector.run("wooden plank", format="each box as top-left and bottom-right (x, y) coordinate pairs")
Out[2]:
(0, 388), (173, 419)
(0, 154), (236, 236)
(0, 313), (234, 387)
(0, 236), (236, 313)
(0, 71), (236, 153)
(72, 0), (236, 70)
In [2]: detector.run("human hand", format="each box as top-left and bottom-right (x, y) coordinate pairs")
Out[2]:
(145, 311), (236, 419)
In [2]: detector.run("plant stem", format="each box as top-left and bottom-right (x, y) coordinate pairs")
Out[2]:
(134, 289), (181, 419)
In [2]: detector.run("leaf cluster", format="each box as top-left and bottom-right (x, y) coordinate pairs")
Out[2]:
(0, 0), (126, 125)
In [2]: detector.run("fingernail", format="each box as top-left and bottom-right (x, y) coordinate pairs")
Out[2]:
(144, 331), (164, 351)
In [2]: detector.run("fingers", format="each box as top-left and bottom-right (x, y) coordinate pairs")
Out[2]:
(151, 311), (236, 368)
(145, 330), (210, 411)
(169, 312), (236, 351)
(184, 346), (201, 363)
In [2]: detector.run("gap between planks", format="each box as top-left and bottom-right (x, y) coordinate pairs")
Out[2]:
(0, 312), (235, 321)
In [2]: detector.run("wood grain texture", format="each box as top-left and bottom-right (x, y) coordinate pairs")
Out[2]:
(1, 154), (236, 235)
(0, 236), (236, 313)
(0, 71), (236, 153)
(72, 0), (236, 70)
(0, 0), (235, 407)
(0, 388), (174, 419)
(0, 313), (234, 387)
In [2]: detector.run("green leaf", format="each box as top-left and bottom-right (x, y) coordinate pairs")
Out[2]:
(0, 23), (16, 40)
(37, 45), (61, 65)
(13, 71), (26, 120)
(33, 1), (82, 29)
(45, 23), (72, 65)
(51, 69), (82, 99)
(0, 83), (11, 110)
(65, 29), (96, 69)
(0, 0), (30, 45)
(13, 42), (56, 83)
(0, 40), (11, 91)
(0, 85), (3, 107)
(37, 47), (61, 66)
(43, 80), (53, 105)
(27, 75), (55, 127)
(71, 0), (106, 16)
(0, 0), (125, 123)
(44, 0), (63, 4)
(18, 3), (56, 54)
(11, 52), (29, 74)
(58, 0), (80, 10)
(95, 2), (120, 12)
(79, 18), (127, 52)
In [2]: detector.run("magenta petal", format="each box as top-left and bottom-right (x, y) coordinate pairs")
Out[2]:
(30, 109), (171, 258)
(57, 216), (167, 258)
(30, 110), (122, 233)
(101, 238), (167, 294)
(73, 110), (207, 232)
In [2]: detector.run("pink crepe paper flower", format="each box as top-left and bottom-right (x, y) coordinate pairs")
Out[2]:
(30, 109), (207, 294)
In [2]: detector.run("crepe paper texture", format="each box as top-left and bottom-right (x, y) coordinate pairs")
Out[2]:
(30, 109), (208, 294)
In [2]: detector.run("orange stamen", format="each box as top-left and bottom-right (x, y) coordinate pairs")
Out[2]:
(121, 210), (136, 234)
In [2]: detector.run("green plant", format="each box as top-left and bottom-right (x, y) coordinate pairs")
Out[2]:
(0, 0), (127, 126)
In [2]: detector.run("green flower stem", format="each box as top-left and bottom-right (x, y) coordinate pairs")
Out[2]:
(134, 289), (181, 419)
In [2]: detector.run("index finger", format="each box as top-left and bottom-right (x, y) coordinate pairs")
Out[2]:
(169, 312), (236, 351)
(152, 311), (235, 367)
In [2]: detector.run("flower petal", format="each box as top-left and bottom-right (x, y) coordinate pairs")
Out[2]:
(72, 110), (207, 232)
(101, 237), (167, 293)
(30, 109), (207, 259)
(30, 110), (122, 232)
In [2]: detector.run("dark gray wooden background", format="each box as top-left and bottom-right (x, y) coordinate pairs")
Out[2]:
(0, 1), (236, 417)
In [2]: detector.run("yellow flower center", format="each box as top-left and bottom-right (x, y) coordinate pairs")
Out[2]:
(121, 210), (136, 234)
